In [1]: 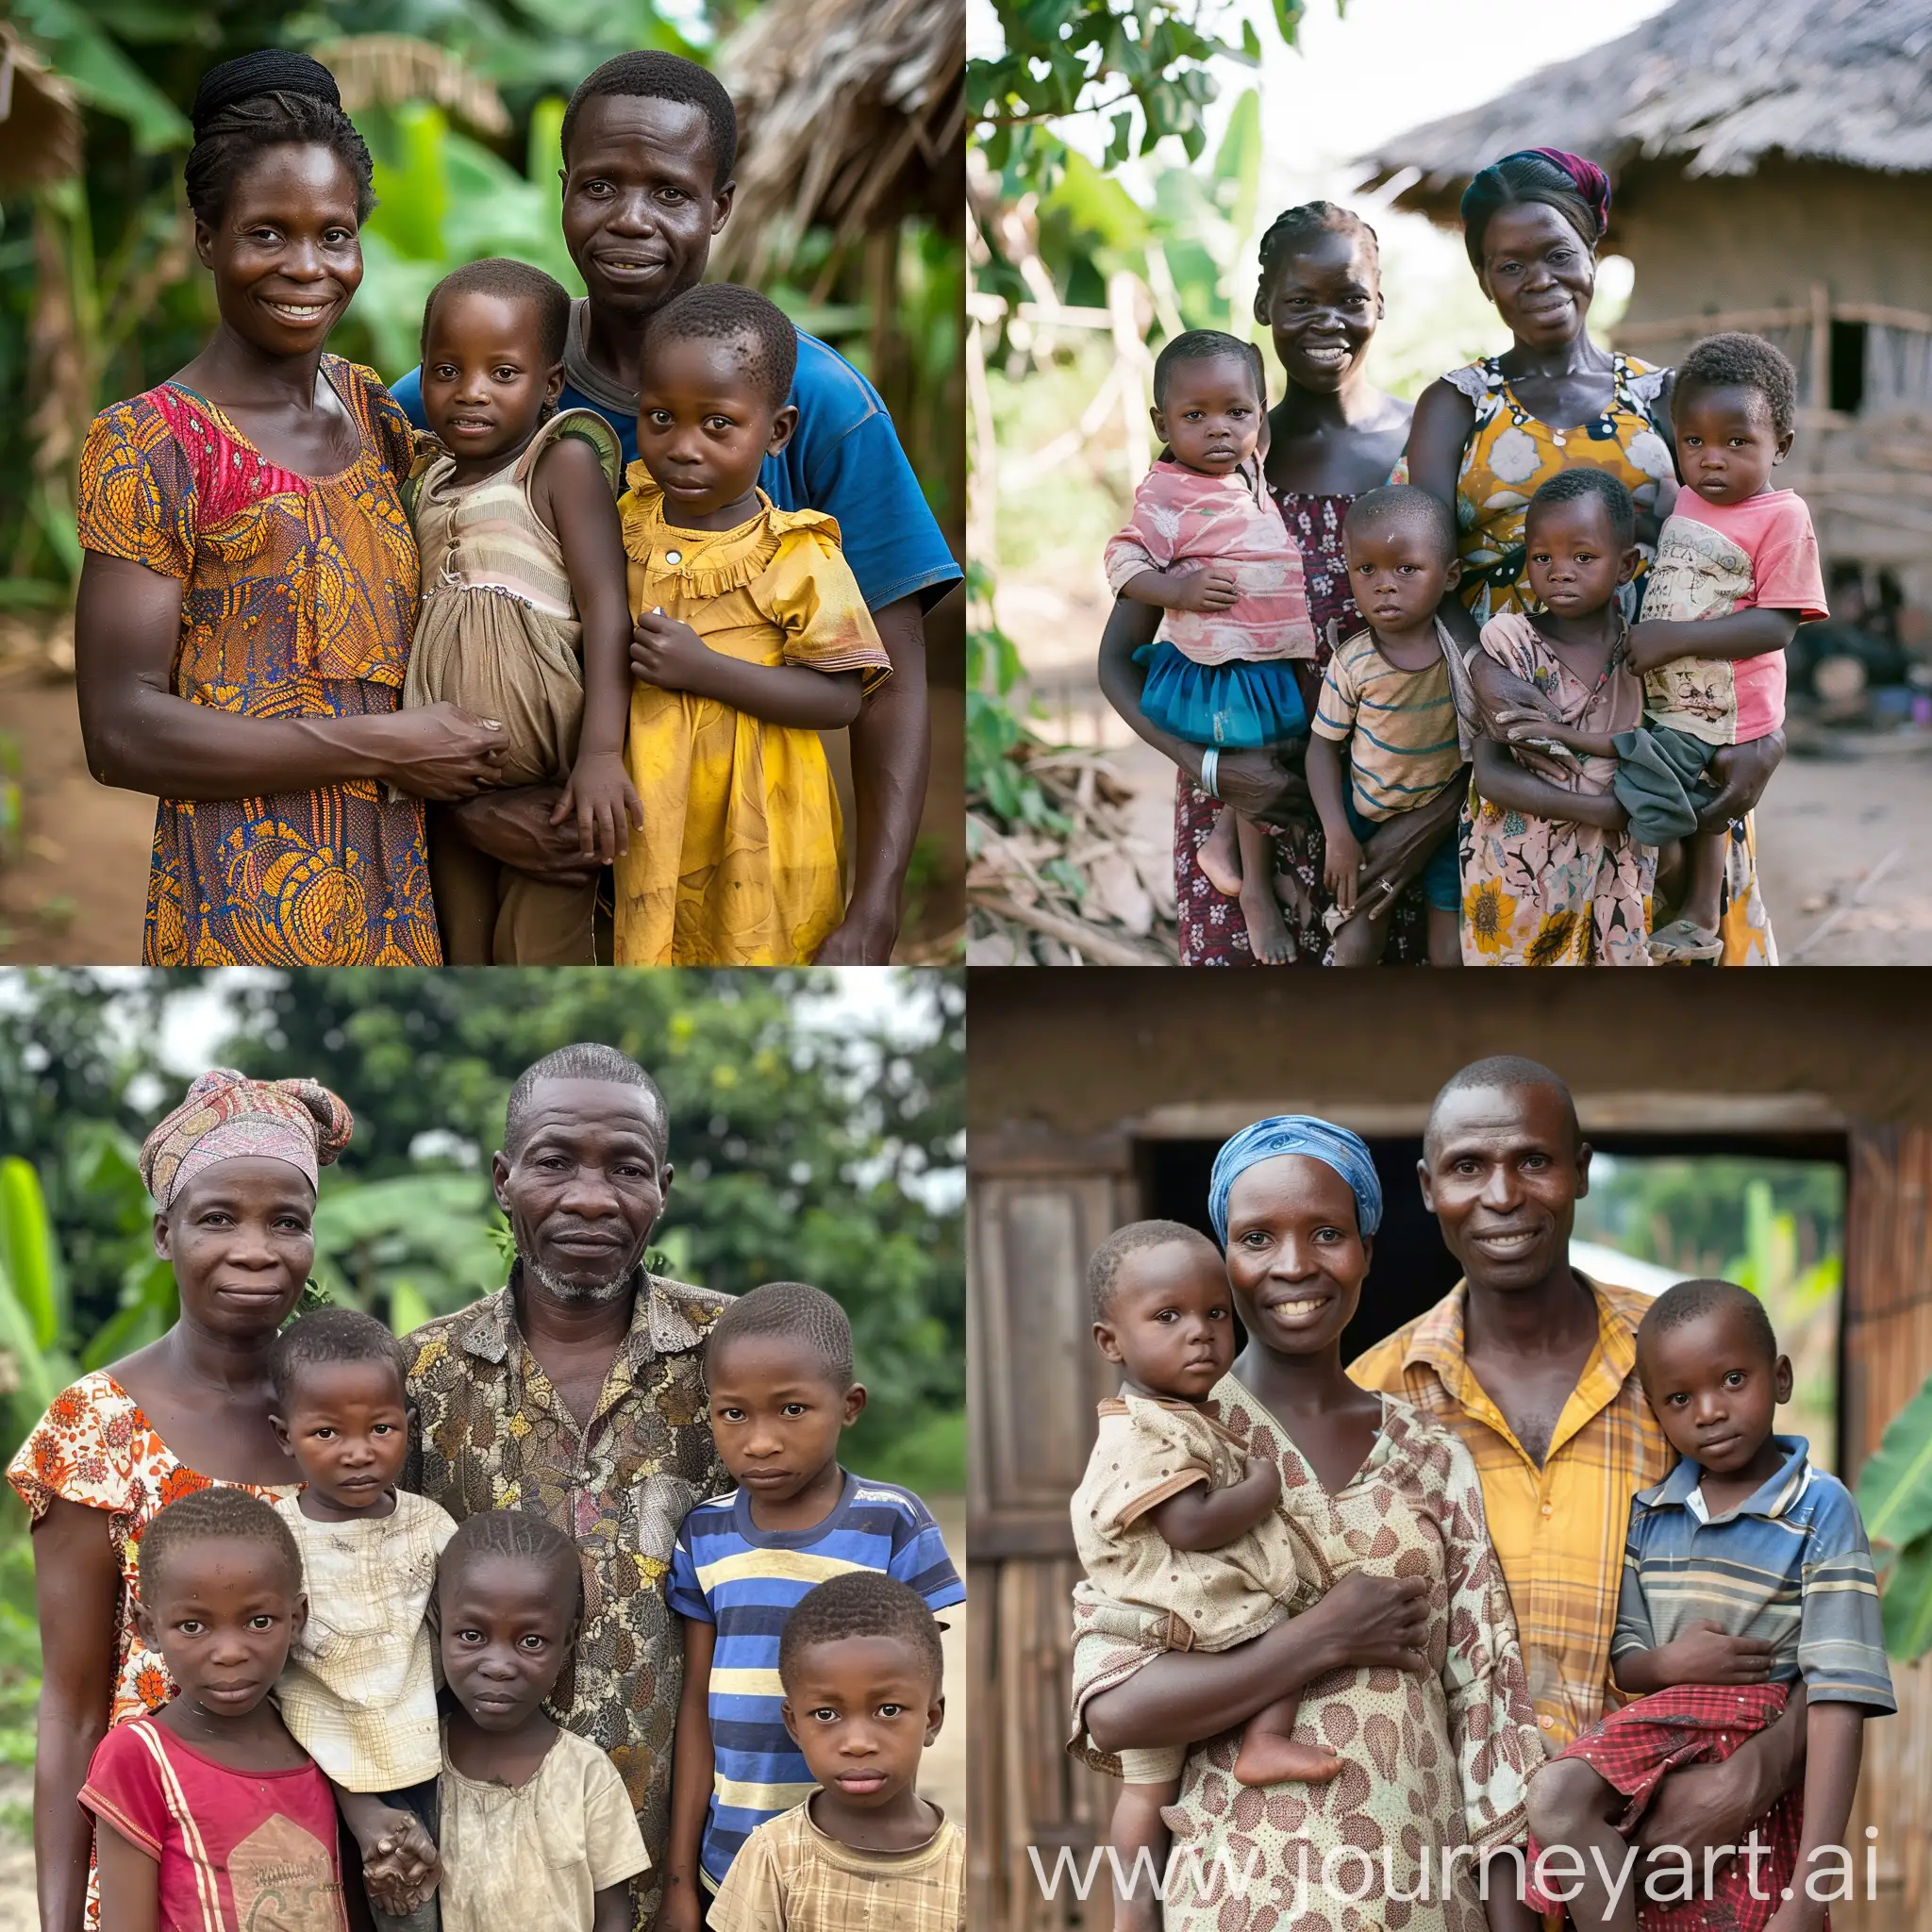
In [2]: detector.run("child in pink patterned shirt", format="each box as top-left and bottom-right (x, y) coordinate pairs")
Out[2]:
(1104, 330), (1318, 963)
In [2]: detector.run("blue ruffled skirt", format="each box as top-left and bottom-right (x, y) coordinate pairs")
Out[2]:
(1135, 642), (1308, 748)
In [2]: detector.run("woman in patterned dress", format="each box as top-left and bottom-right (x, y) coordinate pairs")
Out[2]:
(1407, 148), (1778, 964)
(1099, 205), (1449, 964)
(73, 51), (507, 965)
(1070, 1117), (1544, 1931)
(8, 1069), (352, 1932)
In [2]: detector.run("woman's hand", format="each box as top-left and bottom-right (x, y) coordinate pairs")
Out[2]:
(631, 609), (717, 693)
(1355, 784), (1463, 908)
(1217, 747), (1312, 824)
(375, 703), (508, 800)
(1307, 1570), (1432, 1674)
(1698, 730), (1784, 829)
(556, 750), (644, 863)
(1468, 648), (1558, 739)
(441, 789), (599, 885)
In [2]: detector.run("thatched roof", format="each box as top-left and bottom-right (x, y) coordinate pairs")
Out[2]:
(314, 35), (508, 139)
(713, 0), (962, 280)
(1358, 0), (1932, 223)
(0, 24), (81, 194)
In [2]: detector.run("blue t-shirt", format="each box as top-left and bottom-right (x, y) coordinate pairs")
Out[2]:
(665, 1470), (965, 1891)
(389, 300), (959, 615)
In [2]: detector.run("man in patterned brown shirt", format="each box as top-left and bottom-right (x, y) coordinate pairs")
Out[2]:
(405, 1042), (729, 1927)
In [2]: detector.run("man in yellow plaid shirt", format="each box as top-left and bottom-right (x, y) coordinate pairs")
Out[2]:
(1350, 1055), (1807, 1884)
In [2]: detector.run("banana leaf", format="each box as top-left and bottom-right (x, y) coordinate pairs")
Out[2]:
(0, 1157), (61, 1350)
(1878, 1531), (1932, 1659)
(1855, 1368), (1932, 1553)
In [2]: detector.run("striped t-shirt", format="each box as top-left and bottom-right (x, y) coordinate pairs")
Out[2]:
(1311, 624), (1463, 822)
(666, 1470), (965, 1891)
(1611, 1436), (1896, 1712)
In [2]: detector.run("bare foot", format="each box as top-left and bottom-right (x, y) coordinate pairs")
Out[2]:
(1241, 877), (1296, 964)
(1232, 1735), (1343, 1788)
(1198, 808), (1243, 898)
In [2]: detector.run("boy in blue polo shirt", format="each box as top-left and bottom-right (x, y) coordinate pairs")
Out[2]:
(659, 1282), (963, 1932)
(1524, 1278), (1893, 1932)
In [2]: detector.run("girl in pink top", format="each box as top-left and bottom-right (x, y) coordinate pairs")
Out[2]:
(1103, 331), (1317, 962)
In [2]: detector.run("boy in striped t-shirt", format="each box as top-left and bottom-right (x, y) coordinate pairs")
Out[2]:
(659, 1283), (963, 1932)
(1306, 485), (1468, 967)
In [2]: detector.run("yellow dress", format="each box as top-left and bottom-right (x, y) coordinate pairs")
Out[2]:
(615, 473), (891, 965)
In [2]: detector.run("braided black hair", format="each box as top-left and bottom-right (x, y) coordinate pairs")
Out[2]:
(1254, 202), (1381, 321)
(184, 52), (375, 228)
(707, 1280), (854, 1389)
(1459, 151), (1606, 274)
(641, 283), (799, 411)
(140, 1487), (303, 1605)
(439, 1509), (585, 1624)
(560, 52), (738, 190)
(778, 1571), (944, 1693)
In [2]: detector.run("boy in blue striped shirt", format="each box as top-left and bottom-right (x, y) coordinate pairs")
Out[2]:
(1524, 1278), (1894, 1932)
(659, 1282), (963, 1932)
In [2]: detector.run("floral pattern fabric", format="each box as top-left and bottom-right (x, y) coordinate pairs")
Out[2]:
(403, 1268), (731, 1930)
(6, 1371), (298, 1929)
(75, 359), (441, 965)
(1069, 1388), (1544, 1932)
(1461, 623), (1655, 965)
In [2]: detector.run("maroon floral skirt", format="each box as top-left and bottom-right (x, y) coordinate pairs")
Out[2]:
(1524, 1683), (1805, 1930)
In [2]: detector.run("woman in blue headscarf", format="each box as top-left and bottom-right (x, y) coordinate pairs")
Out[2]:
(1070, 1117), (1545, 1932)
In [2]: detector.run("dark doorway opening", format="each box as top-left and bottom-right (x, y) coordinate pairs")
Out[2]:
(1137, 1129), (1849, 1457)
(1829, 318), (1867, 415)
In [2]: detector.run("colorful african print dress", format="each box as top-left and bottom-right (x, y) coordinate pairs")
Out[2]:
(1069, 1388), (1543, 1932)
(7, 1371), (299, 1928)
(1445, 352), (1774, 963)
(76, 358), (441, 965)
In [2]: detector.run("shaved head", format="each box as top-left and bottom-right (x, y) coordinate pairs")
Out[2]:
(1424, 1057), (1579, 1161)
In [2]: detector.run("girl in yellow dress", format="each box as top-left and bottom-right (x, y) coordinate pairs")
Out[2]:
(614, 286), (891, 964)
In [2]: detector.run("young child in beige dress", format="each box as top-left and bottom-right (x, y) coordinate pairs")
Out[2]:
(1073, 1220), (1336, 1932)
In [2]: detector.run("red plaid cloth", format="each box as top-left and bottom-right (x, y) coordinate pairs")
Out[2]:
(1524, 1682), (1806, 1929)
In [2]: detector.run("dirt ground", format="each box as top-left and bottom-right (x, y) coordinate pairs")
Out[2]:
(0, 667), (965, 965)
(0, 1503), (966, 1919)
(993, 573), (1932, 966)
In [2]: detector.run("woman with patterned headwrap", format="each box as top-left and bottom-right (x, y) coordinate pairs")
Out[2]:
(8, 1068), (351, 1932)
(1069, 1117), (1546, 1932)
(1407, 149), (1779, 965)
(73, 50), (508, 965)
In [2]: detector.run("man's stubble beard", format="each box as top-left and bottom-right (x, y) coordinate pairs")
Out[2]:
(526, 1253), (644, 1304)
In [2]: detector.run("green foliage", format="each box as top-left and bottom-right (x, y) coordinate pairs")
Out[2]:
(1856, 1370), (1932, 1657)
(966, 560), (1069, 837)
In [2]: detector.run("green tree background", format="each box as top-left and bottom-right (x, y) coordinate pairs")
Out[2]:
(0, 966), (964, 1756)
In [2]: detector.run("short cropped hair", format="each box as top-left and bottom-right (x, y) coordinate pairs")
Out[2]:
(1087, 1219), (1219, 1322)
(707, 1280), (853, 1389)
(440, 1508), (585, 1624)
(778, 1570), (944, 1693)
(504, 1043), (666, 1158)
(1638, 1276), (1779, 1370)
(1152, 329), (1265, 410)
(422, 257), (572, 368)
(560, 51), (738, 188)
(1525, 467), (1635, 550)
(1675, 332), (1798, 441)
(1344, 484), (1457, 563)
(640, 283), (799, 411)
(1425, 1056), (1580, 1159)
(269, 1306), (408, 1411)
(140, 1487), (303, 1604)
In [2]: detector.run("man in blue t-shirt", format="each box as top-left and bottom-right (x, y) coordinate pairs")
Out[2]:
(392, 52), (959, 963)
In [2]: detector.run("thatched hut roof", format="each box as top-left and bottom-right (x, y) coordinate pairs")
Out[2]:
(0, 25), (81, 195)
(1357, 0), (1932, 225)
(314, 36), (508, 139)
(713, 0), (962, 280)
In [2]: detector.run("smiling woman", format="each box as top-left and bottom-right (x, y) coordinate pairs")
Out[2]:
(69, 51), (513, 967)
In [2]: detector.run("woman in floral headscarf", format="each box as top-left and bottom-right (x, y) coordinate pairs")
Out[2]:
(8, 1069), (352, 1932)
(1408, 148), (1778, 965)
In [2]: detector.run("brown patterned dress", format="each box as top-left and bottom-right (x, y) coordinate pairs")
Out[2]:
(404, 1268), (732, 1928)
(1071, 1386), (1544, 1932)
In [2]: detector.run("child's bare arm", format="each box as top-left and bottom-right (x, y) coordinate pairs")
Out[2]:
(537, 434), (644, 863)
(1627, 608), (1799, 671)
(92, 1819), (159, 1932)
(1120, 564), (1241, 613)
(1473, 736), (1625, 831)
(593, 1885), (636, 1932)
(1305, 734), (1363, 908)
(659, 1615), (717, 1932)
(1766, 1702), (1864, 1932)
(1145, 1456), (1281, 1552)
(630, 610), (864, 728)
(1612, 1620), (1775, 1696)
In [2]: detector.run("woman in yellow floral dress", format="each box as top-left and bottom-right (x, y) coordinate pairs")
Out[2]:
(73, 53), (506, 965)
(8, 1068), (351, 1932)
(615, 286), (891, 965)
(1408, 148), (1775, 965)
